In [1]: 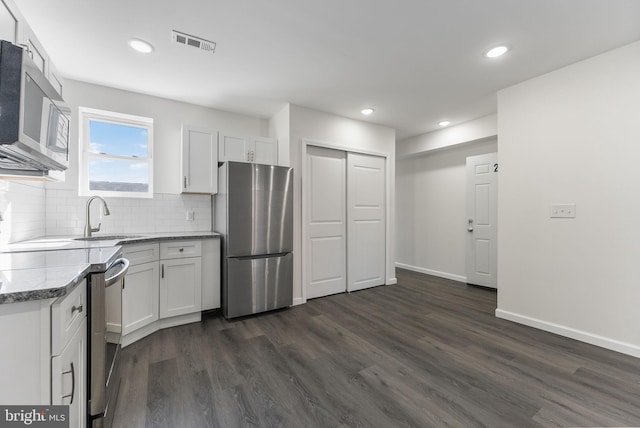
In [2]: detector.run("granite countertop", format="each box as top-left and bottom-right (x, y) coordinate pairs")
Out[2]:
(0, 247), (121, 304)
(1, 231), (220, 253)
(0, 231), (220, 305)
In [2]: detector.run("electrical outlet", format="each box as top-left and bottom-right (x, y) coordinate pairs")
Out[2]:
(186, 210), (195, 221)
(550, 204), (576, 218)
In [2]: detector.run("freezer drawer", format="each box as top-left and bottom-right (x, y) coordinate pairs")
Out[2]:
(225, 253), (293, 318)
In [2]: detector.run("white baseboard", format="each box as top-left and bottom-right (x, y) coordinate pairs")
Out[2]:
(386, 277), (398, 285)
(395, 262), (467, 283)
(292, 297), (305, 306)
(495, 309), (640, 358)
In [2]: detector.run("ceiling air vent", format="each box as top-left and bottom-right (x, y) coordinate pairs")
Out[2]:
(172, 30), (216, 53)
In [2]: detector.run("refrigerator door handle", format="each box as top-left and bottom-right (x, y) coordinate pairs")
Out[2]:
(233, 252), (290, 261)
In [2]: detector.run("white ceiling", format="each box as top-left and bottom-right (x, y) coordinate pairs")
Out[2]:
(14, 0), (640, 139)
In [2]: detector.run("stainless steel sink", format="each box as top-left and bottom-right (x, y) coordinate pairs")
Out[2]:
(74, 235), (144, 241)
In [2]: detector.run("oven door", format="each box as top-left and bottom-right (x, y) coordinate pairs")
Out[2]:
(89, 257), (129, 428)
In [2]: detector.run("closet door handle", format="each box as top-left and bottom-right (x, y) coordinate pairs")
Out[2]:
(161, 264), (164, 278)
(467, 218), (474, 232)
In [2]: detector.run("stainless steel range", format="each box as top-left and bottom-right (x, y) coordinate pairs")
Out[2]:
(87, 254), (129, 428)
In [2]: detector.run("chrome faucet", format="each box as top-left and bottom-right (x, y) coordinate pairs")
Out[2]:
(84, 196), (111, 238)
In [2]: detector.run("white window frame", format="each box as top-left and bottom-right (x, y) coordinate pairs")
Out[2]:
(79, 107), (154, 198)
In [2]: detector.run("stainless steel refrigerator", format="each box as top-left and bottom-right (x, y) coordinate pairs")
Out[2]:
(215, 161), (293, 318)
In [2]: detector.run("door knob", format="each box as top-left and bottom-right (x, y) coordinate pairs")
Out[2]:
(467, 218), (474, 232)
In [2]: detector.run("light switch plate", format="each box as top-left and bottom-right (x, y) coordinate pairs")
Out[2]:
(550, 204), (576, 218)
(186, 210), (195, 221)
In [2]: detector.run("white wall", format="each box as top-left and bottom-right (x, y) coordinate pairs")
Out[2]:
(396, 139), (497, 281)
(397, 114), (497, 159)
(57, 79), (268, 194)
(45, 80), (269, 236)
(289, 105), (396, 304)
(0, 181), (45, 246)
(497, 40), (640, 357)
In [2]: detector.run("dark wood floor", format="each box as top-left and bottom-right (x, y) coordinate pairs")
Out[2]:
(112, 269), (640, 427)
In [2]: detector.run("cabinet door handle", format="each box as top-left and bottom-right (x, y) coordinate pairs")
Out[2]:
(71, 305), (83, 315)
(61, 362), (75, 404)
(19, 44), (33, 58)
(122, 277), (126, 290)
(161, 264), (164, 278)
(179, 248), (184, 252)
(184, 176), (188, 189)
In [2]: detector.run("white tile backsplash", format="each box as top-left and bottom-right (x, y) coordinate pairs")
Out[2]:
(0, 183), (213, 244)
(0, 181), (47, 246)
(45, 190), (212, 237)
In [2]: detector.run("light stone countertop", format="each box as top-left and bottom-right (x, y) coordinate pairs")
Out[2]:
(0, 231), (220, 253)
(0, 231), (220, 304)
(0, 264), (92, 304)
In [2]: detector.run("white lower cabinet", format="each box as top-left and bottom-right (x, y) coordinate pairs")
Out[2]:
(50, 281), (87, 428)
(0, 279), (87, 424)
(160, 256), (202, 318)
(121, 239), (218, 348)
(51, 318), (86, 428)
(122, 261), (159, 335)
(160, 240), (202, 318)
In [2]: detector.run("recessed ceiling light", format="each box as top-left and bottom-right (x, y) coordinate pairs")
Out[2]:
(128, 38), (154, 54)
(439, 121), (451, 127)
(361, 108), (374, 115)
(485, 45), (509, 58)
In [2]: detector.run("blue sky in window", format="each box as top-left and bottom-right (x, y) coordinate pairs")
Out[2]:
(88, 158), (149, 185)
(88, 119), (150, 187)
(89, 120), (148, 157)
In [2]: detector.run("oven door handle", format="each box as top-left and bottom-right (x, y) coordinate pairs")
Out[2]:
(105, 258), (130, 287)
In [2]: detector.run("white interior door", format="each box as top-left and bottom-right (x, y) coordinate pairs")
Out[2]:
(305, 146), (347, 299)
(347, 153), (386, 292)
(465, 153), (498, 288)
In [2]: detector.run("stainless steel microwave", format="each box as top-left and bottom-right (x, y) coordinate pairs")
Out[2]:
(0, 40), (70, 173)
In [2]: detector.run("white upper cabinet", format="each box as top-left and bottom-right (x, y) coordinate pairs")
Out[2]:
(21, 24), (46, 72)
(1, 0), (65, 96)
(48, 60), (64, 96)
(181, 125), (218, 194)
(0, 0), (18, 44)
(219, 133), (278, 165)
(253, 137), (278, 165)
(219, 134), (250, 162)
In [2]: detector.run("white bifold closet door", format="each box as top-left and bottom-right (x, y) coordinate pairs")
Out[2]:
(305, 146), (386, 299)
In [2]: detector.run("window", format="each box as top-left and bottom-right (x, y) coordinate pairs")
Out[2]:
(79, 107), (153, 198)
